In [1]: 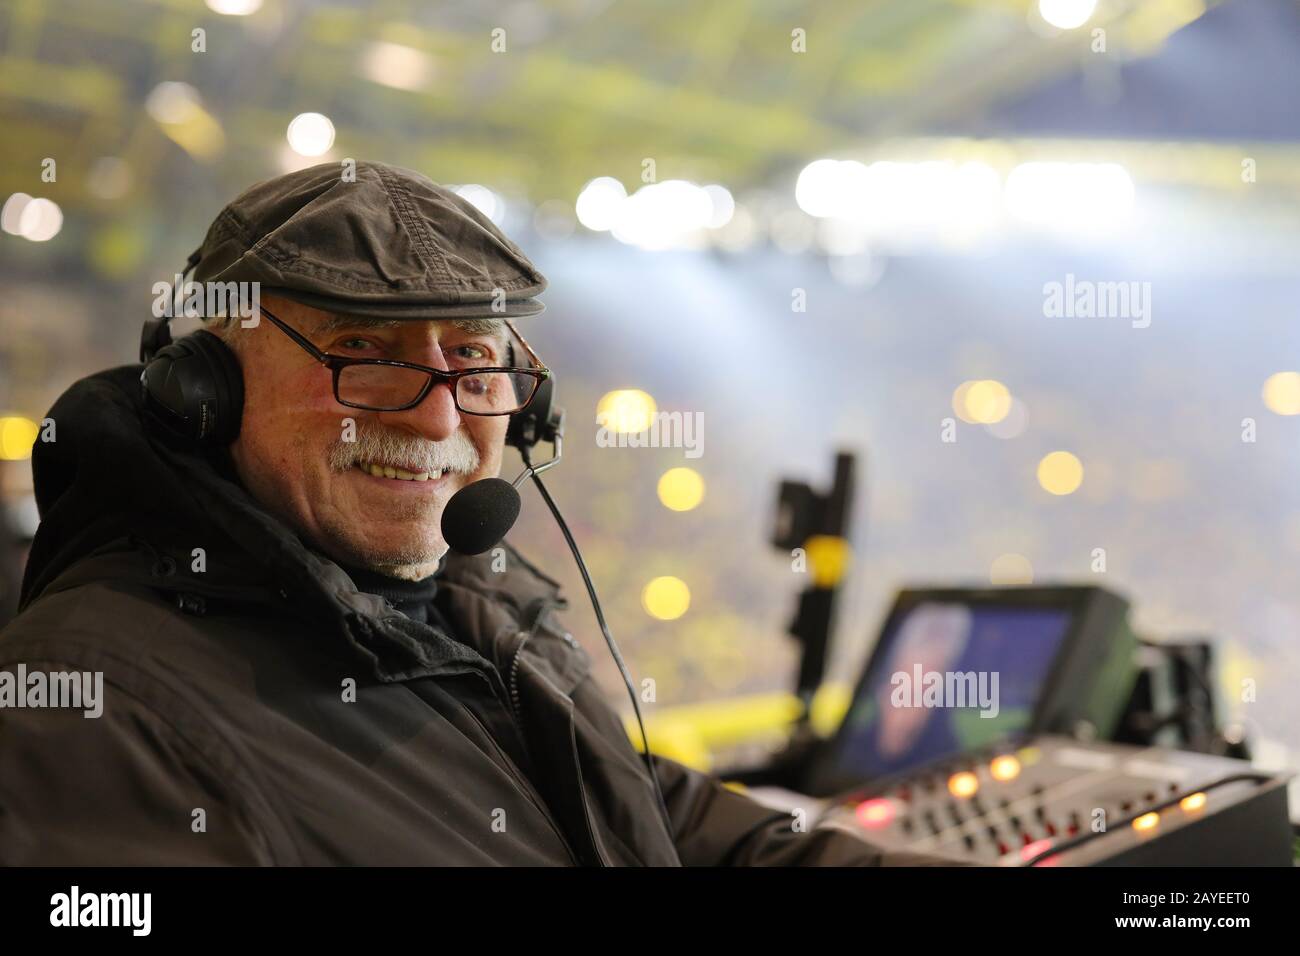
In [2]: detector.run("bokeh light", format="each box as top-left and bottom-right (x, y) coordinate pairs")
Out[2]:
(0, 416), (40, 460)
(657, 467), (705, 511)
(1005, 161), (1134, 233)
(596, 388), (657, 433)
(1262, 371), (1300, 415)
(642, 576), (691, 620)
(206, 0), (262, 13)
(612, 180), (713, 250)
(702, 184), (735, 228)
(1037, 451), (1084, 496)
(1, 192), (31, 234)
(2, 194), (62, 242)
(953, 379), (1011, 425)
(796, 159), (852, 217)
(575, 177), (626, 231)
(17, 198), (62, 241)
(1039, 0), (1097, 30)
(286, 112), (336, 157)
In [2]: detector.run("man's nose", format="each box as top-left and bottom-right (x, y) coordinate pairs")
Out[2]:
(375, 377), (462, 442)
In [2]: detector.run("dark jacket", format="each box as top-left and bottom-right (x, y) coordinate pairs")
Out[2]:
(0, 365), (931, 866)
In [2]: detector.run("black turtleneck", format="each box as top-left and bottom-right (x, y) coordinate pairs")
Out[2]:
(338, 562), (445, 629)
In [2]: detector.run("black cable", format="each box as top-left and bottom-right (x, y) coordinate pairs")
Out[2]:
(522, 450), (676, 843)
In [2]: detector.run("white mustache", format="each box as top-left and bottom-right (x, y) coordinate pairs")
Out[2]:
(328, 426), (481, 475)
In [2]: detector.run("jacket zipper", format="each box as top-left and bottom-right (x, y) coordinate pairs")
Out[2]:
(506, 628), (532, 728)
(505, 605), (614, 867)
(454, 682), (582, 866)
(505, 596), (563, 727)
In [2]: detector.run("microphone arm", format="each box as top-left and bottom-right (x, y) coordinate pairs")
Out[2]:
(510, 411), (563, 488)
(518, 419), (676, 847)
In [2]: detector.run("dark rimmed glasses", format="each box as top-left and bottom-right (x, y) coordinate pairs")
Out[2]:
(257, 306), (550, 416)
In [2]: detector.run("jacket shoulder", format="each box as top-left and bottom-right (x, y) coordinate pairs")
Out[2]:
(1, 576), (188, 665)
(0, 574), (264, 717)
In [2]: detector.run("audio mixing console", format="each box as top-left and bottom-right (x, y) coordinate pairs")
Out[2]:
(818, 736), (1292, 865)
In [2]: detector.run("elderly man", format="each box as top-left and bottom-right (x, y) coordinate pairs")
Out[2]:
(0, 161), (938, 866)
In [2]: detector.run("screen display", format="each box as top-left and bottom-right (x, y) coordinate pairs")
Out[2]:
(827, 601), (1074, 782)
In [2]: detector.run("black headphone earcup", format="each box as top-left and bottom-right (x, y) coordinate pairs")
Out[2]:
(140, 329), (244, 446)
(506, 375), (554, 451)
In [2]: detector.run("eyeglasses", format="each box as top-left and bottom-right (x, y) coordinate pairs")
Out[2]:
(256, 306), (550, 416)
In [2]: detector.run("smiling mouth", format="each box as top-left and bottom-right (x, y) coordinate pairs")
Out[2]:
(352, 461), (446, 482)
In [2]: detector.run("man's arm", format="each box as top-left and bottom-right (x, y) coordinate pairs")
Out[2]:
(650, 754), (958, 866)
(0, 676), (273, 865)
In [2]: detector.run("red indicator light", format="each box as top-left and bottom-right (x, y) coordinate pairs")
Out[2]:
(854, 798), (895, 829)
(1020, 838), (1054, 863)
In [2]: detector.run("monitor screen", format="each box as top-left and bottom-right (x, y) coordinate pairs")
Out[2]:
(824, 601), (1074, 782)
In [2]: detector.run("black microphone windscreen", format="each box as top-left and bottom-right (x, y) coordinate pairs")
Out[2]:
(441, 478), (522, 555)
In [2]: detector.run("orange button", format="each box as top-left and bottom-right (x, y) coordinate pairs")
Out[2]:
(948, 771), (979, 798)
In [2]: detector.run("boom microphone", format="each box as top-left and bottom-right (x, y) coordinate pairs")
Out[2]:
(441, 478), (521, 555)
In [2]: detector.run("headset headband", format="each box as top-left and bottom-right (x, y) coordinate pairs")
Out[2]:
(140, 248), (204, 363)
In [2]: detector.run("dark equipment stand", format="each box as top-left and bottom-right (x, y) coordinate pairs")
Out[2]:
(721, 451), (858, 789)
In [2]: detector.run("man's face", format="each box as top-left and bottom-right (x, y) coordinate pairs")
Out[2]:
(226, 293), (511, 580)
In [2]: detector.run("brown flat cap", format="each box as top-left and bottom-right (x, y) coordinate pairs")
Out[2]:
(190, 160), (546, 319)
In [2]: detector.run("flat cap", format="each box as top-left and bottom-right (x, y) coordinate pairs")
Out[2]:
(191, 160), (546, 319)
